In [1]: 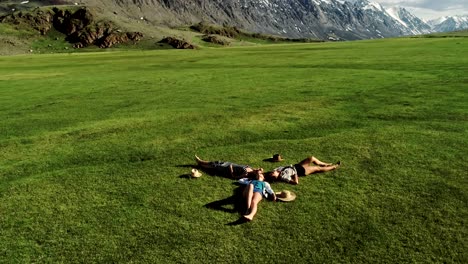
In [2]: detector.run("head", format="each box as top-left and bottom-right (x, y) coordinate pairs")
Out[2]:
(253, 168), (265, 181)
(266, 170), (280, 181)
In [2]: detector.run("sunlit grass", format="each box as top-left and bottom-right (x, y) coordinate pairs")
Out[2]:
(0, 37), (467, 262)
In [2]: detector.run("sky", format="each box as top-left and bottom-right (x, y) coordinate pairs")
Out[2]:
(371, 0), (468, 20)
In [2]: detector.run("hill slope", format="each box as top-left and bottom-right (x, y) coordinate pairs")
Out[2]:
(0, 0), (442, 41)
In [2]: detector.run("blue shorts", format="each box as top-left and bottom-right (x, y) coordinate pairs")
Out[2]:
(251, 180), (265, 194)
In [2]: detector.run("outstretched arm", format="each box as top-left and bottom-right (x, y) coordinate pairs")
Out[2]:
(290, 174), (299, 185)
(264, 182), (276, 201)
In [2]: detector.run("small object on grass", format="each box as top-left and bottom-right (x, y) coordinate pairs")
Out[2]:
(263, 153), (284, 162)
(275, 190), (296, 202)
(191, 168), (202, 178)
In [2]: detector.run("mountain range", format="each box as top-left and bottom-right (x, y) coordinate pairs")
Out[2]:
(1, 0), (467, 40)
(427, 15), (468, 33)
(78, 0), (468, 40)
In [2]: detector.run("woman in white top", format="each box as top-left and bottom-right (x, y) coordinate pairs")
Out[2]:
(266, 156), (340, 184)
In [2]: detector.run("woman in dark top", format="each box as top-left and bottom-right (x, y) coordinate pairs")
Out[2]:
(195, 155), (262, 179)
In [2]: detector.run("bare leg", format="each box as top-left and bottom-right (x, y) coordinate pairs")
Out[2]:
(244, 192), (263, 221)
(303, 164), (339, 175)
(298, 156), (333, 167)
(243, 184), (254, 213)
(195, 155), (212, 169)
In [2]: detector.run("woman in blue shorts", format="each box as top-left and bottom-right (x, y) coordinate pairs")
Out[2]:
(238, 170), (276, 221)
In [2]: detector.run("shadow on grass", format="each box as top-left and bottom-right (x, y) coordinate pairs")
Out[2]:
(178, 174), (191, 179)
(204, 184), (250, 226)
(177, 164), (251, 225)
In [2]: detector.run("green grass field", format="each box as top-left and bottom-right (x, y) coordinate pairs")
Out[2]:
(0, 37), (467, 263)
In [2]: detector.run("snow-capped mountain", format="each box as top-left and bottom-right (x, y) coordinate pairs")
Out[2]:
(32, 0), (465, 40)
(428, 16), (468, 32)
(100, 0), (422, 40)
(385, 6), (432, 35)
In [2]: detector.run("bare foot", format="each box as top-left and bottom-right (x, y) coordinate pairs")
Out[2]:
(325, 161), (341, 168)
(243, 215), (253, 221)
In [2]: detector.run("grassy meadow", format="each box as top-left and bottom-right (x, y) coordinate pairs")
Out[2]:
(0, 37), (467, 263)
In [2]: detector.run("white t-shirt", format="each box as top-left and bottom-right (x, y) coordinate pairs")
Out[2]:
(276, 166), (297, 182)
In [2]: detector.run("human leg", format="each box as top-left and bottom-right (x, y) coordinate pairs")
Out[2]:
(302, 163), (339, 175)
(195, 155), (213, 169)
(243, 192), (263, 221)
(243, 184), (254, 213)
(298, 156), (333, 167)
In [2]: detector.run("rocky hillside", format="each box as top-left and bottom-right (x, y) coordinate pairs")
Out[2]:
(1, 0), (466, 43)
(0, 6), (143, 48)
(385, 6), (432, 35)
(77, 0), (440, 40)
(83, 0), (406, 40)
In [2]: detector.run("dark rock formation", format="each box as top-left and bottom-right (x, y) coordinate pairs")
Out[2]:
(0, 9), (54, 35)
(98, 32), (143, 48)
(0, 7), (143, 48)
(190, 22), (241, 38)
(158, 37), (196, 49)
(201, 34), (230, 46)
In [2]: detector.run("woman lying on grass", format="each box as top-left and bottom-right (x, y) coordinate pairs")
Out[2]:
(266, 156), (340, 185)
(239, 170), (276, 221)
(195, 155), (262, 179)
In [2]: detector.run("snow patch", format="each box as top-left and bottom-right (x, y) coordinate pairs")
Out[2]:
(386, 7), (407, 27)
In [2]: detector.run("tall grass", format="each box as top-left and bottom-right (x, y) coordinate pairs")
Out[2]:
(0, 37), (467, 262)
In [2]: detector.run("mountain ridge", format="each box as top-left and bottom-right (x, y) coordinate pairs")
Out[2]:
(1, 0), (467, 41)
(69, 0), (468, 40)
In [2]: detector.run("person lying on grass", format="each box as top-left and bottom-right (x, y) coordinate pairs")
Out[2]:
(266, 156), (340, 185)
(195, 155), (262, 179)
(239, 170), (276, 221)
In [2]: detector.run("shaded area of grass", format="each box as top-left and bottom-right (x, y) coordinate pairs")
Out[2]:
(0, 37), (467, 262)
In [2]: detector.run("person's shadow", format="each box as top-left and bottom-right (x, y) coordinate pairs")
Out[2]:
(177, 164), (250, 225)
(204, 184), (250, 225)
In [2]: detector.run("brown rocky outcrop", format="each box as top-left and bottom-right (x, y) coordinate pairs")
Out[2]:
(98, 32), (143, 48)
(158, 37), (196, 49)
(0, 7), (143, 48)
(0, 9), (54, 35)
(201, 34), (230, 46)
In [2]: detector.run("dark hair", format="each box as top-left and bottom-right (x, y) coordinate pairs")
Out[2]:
(264, 171), (276, 182)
